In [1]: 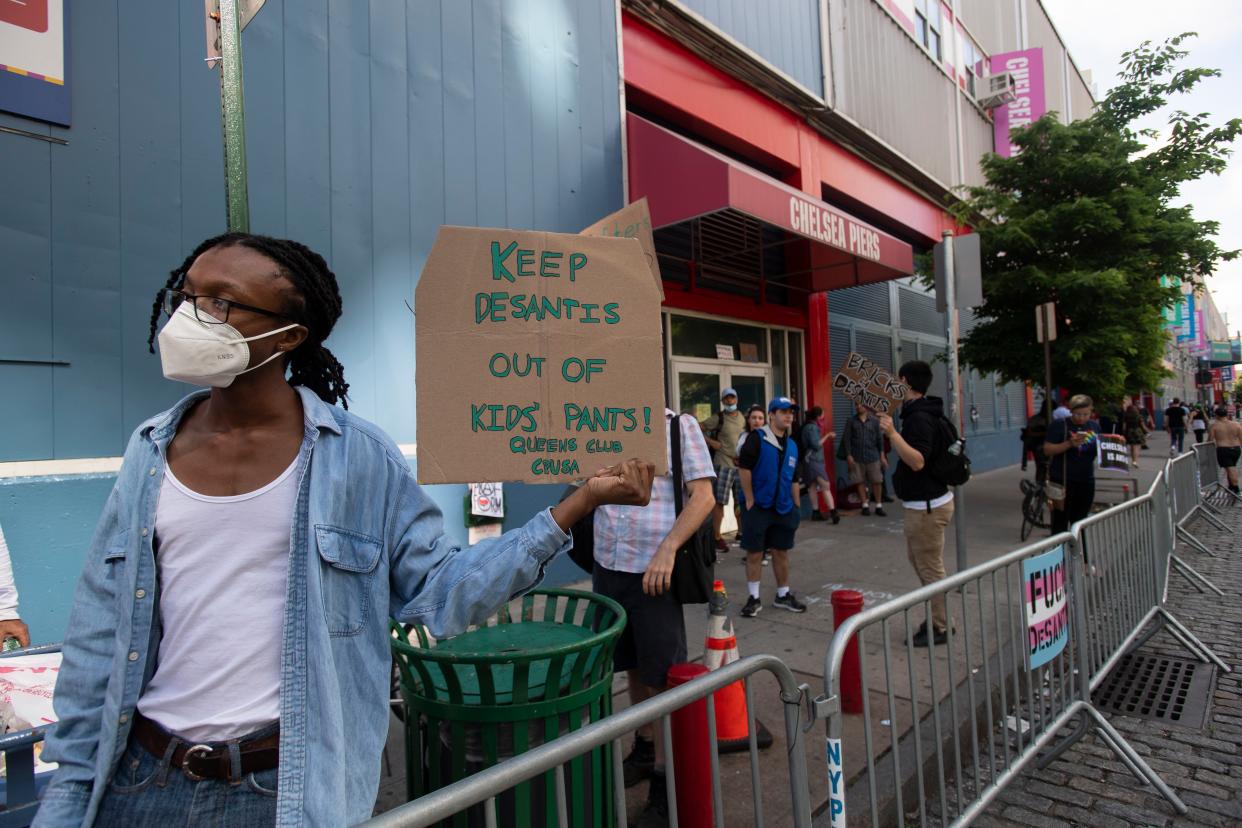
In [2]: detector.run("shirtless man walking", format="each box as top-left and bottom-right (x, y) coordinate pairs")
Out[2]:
(1208, 406), (1242, 494)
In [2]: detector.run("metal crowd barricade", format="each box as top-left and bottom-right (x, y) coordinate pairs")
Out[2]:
(1072, 472), (1229, 690)
(1193, 441), (1242, 509)
(817, 532), (1179, 826)
(1159, 453), (1227, 595)
(361, 654), (813, 828)
(1167, 450), (1220, 557)
(817, 462), (1238, 827)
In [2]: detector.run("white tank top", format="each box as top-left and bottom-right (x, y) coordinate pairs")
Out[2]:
(137, 456), (300, 741)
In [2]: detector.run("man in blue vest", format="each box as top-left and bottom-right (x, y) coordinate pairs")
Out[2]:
(736, 397), (806, 617)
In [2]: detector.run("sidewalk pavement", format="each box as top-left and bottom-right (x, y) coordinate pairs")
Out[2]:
(374, 434), (1192, 823)
(978, 463), (1242, 826)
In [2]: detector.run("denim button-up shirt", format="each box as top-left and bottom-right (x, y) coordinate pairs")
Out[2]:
(35, 387), (571, 827)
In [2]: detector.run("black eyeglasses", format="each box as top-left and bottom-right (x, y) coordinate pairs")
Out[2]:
(161, 289), (289, 326)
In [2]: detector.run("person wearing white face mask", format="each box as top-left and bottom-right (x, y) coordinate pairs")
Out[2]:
(699, 388), (746, 553)
(156, 294), (303, 387)
(36, 232), (654, 828)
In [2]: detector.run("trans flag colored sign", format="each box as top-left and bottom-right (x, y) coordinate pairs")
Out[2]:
(1023, 545), (1069, 669)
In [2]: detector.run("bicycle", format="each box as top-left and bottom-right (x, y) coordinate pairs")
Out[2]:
(1020, 477), (1050, 541)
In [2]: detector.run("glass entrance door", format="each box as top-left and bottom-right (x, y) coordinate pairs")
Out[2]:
(673, 362), (771, 422)
(674, 368), (723, 422)
(726, 368), (768, 413)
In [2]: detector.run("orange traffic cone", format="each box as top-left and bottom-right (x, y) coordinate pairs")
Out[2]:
(704, 581), (773, 753)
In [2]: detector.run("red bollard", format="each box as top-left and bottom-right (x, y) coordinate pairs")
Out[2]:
(831, 589), (865, 715)
(666, 663), (713, 828)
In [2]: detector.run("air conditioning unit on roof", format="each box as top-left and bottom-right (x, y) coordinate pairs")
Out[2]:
(976, 72), (1016, 109)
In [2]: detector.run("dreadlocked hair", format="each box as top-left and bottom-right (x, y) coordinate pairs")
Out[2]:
(147, 232), (351, 409)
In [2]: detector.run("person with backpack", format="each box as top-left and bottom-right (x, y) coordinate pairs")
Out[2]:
(877, 360), (970, 648)
(699, 388), (746, 553)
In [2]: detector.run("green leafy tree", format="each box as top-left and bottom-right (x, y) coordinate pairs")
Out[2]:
(1233, 378), (1242, 405)
(950, 34), (1240, 408)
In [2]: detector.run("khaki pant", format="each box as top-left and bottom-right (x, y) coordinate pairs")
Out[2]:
(904, 500), (955, 632)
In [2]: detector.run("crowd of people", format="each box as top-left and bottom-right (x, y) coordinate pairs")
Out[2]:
(1020, 393), (1242, 537)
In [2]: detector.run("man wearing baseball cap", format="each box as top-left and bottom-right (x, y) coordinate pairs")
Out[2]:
(735, 397), (806, 617)
(699, 388), (747, 553)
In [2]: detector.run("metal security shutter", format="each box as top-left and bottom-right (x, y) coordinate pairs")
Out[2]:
(829, 325), (853, 438)
(854, 330), (894, 372)
(1008, 382), (1028, 426)
(994, 378), (1009, 431)
(899, 337), (919, 368)
(921, 344), (948, 401)
(972, 371), (996, 431)
(899, 286), (945, 335)
(829, 283), (890, 325)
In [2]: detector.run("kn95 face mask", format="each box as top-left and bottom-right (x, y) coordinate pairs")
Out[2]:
(158, 301), (301, 388)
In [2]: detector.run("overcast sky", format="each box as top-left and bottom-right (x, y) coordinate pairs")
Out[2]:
(1041, 0), (1241, 338)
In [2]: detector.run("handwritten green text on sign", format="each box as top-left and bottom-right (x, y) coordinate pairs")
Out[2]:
(415, 226), (667, 484)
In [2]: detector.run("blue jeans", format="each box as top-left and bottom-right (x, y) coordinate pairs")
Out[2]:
(94, 731), (278, 826)
(1170, 427), (1186, 453)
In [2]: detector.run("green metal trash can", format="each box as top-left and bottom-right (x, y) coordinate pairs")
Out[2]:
(390, 588), (626, 827)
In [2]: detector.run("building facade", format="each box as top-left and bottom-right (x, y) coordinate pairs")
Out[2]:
(0, 0), (1094, 640)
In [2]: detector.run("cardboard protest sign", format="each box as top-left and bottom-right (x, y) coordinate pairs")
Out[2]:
(1096, 434), (1130, 472)
(832, 352), (908, 415)
(415, 227), (667, 484)
(580, 197), (663, 299)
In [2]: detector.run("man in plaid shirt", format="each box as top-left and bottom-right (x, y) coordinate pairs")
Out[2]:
(593, 409), (715, 825)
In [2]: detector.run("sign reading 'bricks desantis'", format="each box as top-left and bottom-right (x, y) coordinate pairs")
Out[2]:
(832, 352), (908, 415)
(415, 226), (666, 484)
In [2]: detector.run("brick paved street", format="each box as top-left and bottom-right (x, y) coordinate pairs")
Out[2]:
(980, 500), (1242, 827)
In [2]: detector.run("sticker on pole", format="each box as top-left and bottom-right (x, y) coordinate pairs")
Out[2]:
(1096, 434), (1130, 472)
(832, 352), (907, 415)
(415, 226), (666, 484)
(826, 737), (846, 827)
(1023, 545), (1069, 670)
(469, 483), (504, 518)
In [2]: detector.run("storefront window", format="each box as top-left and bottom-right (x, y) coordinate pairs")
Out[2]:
(670, 316), (768, 362)
(789, 331), (804, 408)
(771, 331), (787, 398)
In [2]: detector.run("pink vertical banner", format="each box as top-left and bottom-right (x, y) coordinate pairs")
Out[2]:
(989, 48), (1046, 157)
(1194, 310), (1209, 355)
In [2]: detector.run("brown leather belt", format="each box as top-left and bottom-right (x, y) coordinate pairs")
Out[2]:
(132, 712), (280, 782)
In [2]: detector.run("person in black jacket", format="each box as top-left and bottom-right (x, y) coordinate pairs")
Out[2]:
(877, 361), (953, 647)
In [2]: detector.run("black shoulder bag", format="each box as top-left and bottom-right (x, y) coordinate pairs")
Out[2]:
(669, 414), (716, 604)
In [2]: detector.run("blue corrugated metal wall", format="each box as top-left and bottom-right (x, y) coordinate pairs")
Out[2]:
(0, 0), (622, 461)
(0, 0), (621, 642)
(826, 284), (1028, 496)
(678, 0), (823, 97)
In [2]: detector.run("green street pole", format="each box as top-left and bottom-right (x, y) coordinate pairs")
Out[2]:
(218, 0), (250, 233)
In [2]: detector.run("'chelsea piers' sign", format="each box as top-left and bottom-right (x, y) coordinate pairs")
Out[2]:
(989, 48), (1047, 158)
(788, 197), (881, 262)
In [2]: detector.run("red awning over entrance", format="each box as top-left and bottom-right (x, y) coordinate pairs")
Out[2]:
(628, 115), (915, 286)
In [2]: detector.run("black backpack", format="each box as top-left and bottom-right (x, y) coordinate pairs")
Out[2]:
(916, 411), (972, 487)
